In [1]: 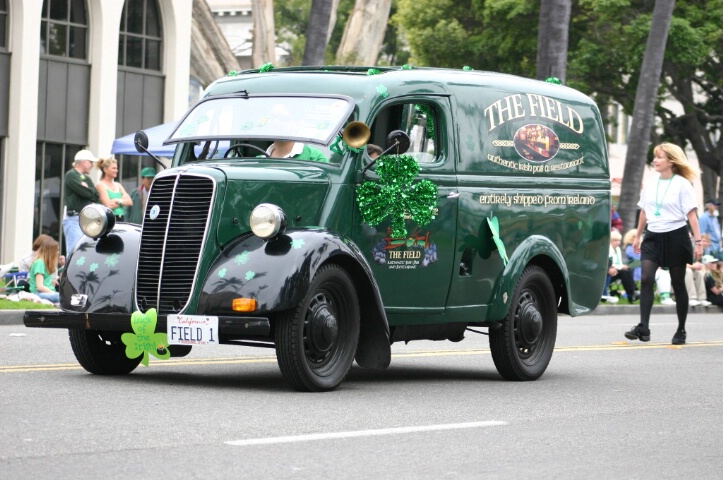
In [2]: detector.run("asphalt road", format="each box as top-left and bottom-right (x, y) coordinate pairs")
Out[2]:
(1, 312), (721, 479)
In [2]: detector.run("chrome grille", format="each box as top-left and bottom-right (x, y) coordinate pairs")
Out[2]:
(136, 174), (215, 313)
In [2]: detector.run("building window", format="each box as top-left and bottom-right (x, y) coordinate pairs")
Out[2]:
(119, 0), (163, 71)
(0, 0), (7, 50)
(40, 0), (88, 59)
(35, 142), (83, 253)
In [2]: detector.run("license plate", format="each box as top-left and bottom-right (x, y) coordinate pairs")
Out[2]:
(167, 315), (219, 345)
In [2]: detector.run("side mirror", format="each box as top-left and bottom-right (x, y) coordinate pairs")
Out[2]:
(385, 130), (410, 155)
(134, 130), (150, 154)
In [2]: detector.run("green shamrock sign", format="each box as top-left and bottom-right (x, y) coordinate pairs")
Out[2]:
(121, 309), (171, 366)
(357, 155), (438, 238)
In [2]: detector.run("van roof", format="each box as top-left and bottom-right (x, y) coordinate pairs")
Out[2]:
(204, 66), (594, 106)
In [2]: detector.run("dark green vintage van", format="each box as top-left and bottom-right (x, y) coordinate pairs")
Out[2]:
(25, 66), (611, 391)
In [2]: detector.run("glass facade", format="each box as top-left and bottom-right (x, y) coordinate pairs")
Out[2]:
(40, 0), (88, 59)
(119, 0), (163, 71)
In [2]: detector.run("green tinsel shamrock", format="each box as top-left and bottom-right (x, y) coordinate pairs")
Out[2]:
(415, 104), (435, 140)
(376, 85), (389, 98)
(463, 66), (474, 71)
(259, 63), (275, 73)
(357, 155), (438, 238)
(401, 64), (414, 70)
(121, 309), (171, 366)
(227, 70), (238, 77)
(367, 68), (382, 76)
(545, 77), (562, 85)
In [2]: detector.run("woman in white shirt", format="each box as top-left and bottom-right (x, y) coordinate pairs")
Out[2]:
(625, 143), (703, 345)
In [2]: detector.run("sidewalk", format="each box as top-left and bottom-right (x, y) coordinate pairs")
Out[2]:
(1, 304), (720, 326)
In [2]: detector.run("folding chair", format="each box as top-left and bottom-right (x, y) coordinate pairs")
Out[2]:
(1, 270), (29, 295)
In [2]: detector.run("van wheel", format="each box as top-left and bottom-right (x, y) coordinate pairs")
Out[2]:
(69, 329), (142, 375)
(489, 265), (557, 381)
(275, 265), (360, 392)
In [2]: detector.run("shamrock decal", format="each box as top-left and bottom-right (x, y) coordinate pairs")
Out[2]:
(291, 239), (305, 249)
(104, 253), (120, 267)
(486, 215), (509, 266)
(234, 252), (250, 265)
(357, 155), (438, 238)
(121, 309), (171, 366)
(245, 271), (256, 281)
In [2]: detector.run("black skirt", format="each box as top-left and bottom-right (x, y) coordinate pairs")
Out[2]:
(641, 226), (693, 267)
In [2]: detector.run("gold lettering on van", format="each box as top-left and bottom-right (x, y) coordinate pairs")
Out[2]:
(484, 93), (584, 134)
(479, 192), (596, 207)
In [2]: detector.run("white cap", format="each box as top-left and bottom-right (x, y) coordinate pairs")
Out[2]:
(74, 149), (97, 163)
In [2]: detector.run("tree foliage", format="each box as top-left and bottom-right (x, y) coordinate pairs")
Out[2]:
(393, 0), (723, 203)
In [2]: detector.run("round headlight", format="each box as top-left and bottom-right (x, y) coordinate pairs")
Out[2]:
(250, 203), (286, 239)
(79, 204), (115, 239)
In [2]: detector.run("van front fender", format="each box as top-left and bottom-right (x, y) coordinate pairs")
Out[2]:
(59, 224), (141, 314)
(197, 229), (391, 368)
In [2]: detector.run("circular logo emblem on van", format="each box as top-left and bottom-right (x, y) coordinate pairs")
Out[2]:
(149, 205), (161, 220)
(513, 124), (560, 162)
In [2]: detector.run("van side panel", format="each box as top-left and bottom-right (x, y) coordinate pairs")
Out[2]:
(450, 78), (610, 318)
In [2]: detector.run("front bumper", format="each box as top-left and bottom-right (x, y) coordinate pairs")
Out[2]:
(24, 310), (270, 337)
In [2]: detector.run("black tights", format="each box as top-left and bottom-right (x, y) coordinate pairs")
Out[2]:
(640, 259), (688, 331)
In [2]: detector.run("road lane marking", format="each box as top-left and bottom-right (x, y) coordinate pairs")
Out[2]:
(2, 341), (722, 373)
(224, 420), (507, 447)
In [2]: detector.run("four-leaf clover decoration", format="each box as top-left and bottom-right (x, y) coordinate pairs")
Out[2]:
(121, 309), (171, 366)
(357, 155), (438, 238)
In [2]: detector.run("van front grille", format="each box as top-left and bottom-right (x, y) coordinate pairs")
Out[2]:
(135, 174), (215, 313)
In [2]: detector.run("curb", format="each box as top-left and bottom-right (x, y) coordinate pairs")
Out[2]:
(592, 304), (723, 316)
(0, 310), (27, 326)
(1, 304), (720, 327)
(0, 309), (58, 326)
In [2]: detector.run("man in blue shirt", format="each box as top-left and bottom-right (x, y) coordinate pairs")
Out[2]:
(699, 199), (722, 258)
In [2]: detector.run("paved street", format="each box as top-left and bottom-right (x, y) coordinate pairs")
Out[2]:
(1, 312), (721, 479)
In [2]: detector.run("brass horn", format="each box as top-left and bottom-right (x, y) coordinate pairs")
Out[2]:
(342, 121), (371, 149)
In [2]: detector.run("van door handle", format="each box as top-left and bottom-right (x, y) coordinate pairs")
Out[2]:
(447, 192), (459, 199)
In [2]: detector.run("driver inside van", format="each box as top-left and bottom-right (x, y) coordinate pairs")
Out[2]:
(266, 140), (328, 162)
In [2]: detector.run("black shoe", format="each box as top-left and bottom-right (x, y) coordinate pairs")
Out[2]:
(624, 325), (650, 342)
(672, 330), (687, 345)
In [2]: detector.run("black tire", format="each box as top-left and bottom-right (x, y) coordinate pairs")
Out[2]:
(68, 329), (142, 375)
(275, 264), (360, 392)
(489, 265), (557, 381)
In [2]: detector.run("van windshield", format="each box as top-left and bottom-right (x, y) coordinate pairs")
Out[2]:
(165, 94), (355, 147)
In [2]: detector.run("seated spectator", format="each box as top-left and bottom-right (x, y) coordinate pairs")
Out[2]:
(28, 236), (61, 305)
(686, 234), (711, 306)
(624, 229), (674, 305)
(703, 255), (723, 306)
(603, 230), (637, 303)
(656, 268), (675, 305)
(611, 206), (623, 233)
